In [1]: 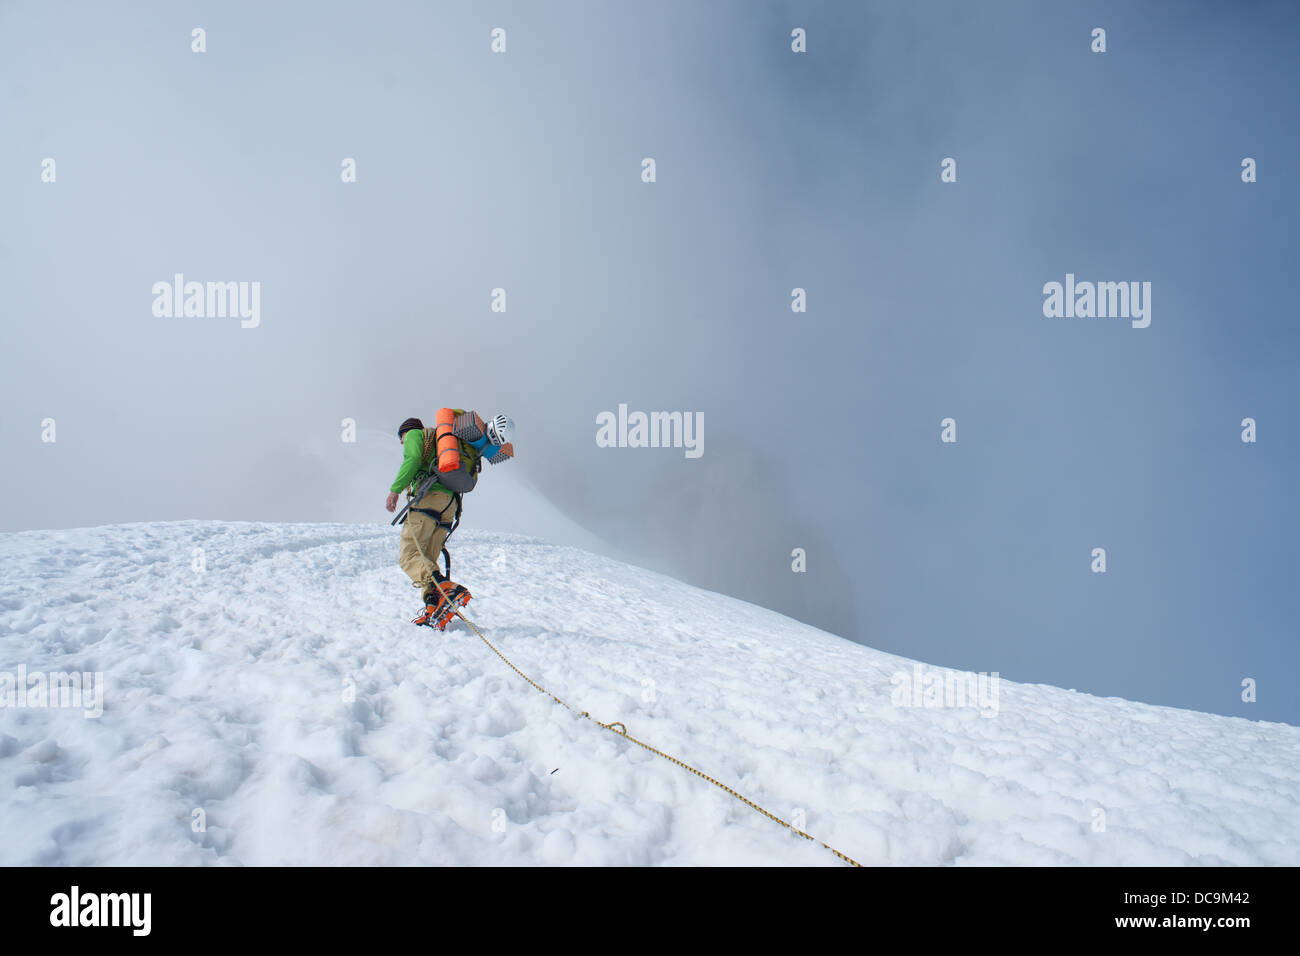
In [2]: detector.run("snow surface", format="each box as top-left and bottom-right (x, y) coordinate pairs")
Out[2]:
(0, 521), (1296, 866)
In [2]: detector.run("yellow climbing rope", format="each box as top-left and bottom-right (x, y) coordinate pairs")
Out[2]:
(450, 606), (863, 868)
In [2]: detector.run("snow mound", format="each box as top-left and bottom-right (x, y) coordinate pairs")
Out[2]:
(0, 521), (1296, 865)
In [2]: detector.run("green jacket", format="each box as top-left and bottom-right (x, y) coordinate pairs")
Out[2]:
(390, 413), (483, 495)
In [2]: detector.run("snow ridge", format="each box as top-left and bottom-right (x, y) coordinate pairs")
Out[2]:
(0, 521), (1296, 866)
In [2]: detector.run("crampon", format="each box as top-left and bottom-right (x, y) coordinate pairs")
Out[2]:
(411, 582), (472, 631)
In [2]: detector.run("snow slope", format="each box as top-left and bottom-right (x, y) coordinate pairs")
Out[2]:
(0, 521), (1296, 866)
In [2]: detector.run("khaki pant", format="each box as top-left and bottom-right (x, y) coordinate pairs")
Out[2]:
(398, 488), (458, 599)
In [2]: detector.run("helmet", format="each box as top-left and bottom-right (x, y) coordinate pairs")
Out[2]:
(485, 414), (515, 447)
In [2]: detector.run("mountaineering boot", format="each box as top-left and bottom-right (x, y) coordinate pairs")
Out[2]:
(411, 580), (472, 630)
(411, 592), (445, 627)
(432, 580), (472, 630)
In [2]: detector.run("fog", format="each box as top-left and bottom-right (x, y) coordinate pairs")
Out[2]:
(3, 1), (1297, 723)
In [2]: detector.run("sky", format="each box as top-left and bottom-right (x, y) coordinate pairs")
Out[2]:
(2, 0), (1297, 724)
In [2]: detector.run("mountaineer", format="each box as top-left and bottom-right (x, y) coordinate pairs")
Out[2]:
(385, 409), (515, 630)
